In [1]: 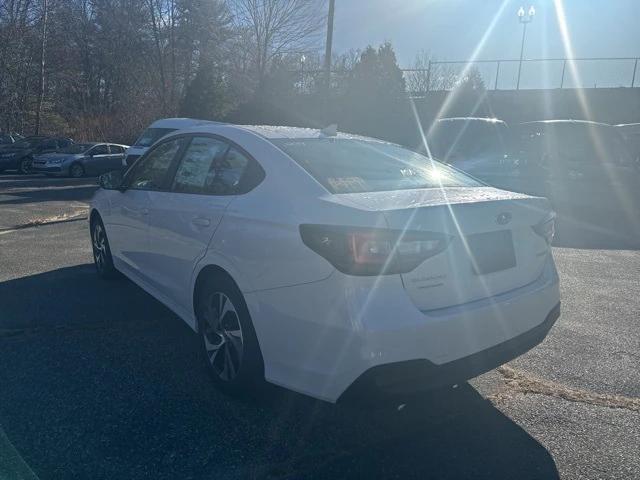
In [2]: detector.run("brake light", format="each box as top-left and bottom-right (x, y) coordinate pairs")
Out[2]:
(300, 224), (452, 276)
(532, 215), (555, 245)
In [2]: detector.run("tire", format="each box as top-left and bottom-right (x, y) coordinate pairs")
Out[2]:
(90, 216), (119, 279)
(18, 157), (31, 174)
(196, 273), (264, 395)
(69, 162), (85, 178)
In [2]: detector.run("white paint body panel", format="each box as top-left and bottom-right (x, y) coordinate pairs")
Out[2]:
(91, 123), (561, 403)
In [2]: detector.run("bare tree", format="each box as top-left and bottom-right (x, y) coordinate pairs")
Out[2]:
(231, 0), (326, 89)
(405, 50), (458, 95)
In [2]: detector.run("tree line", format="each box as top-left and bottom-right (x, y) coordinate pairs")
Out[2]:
(0, 0), (485, 144)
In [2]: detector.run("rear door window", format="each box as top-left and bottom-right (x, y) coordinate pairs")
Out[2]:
(171, 137), (230, 194)
(109, 145), (125, 154)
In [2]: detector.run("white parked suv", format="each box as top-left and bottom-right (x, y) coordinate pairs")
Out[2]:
(90, 123), (560, 403)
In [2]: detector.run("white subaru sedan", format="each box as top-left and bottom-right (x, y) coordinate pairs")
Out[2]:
(90, 124), (560, 403)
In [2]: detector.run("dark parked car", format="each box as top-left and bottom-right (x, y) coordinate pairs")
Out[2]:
(426, 117), (515, 176)
(476, 120), (640, 222)
(0, 136), (74, 174)
(0, 133), (24, 146)
(616, 123), (640, 163)
(31, 142), (128, 177)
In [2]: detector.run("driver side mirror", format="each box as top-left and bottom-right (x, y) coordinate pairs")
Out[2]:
(98, 170), (125, 191)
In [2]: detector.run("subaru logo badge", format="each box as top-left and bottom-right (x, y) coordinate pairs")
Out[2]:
(496, 212), (512, 225)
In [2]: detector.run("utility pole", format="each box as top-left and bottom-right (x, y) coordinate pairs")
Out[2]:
(323, 0), (335, 105)
(35, 0), (48, 135)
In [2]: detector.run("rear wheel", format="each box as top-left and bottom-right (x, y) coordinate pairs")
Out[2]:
(69, 163), (84, 178)
(18, 157), (31, 174)
(196, 273), (264, 395)
(90, 216), (118, 279)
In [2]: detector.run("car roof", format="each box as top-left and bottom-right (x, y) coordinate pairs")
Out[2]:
(148, 118), (225, 129)
(436, 117), (507, 125)
(519, 119), (611, 128)
(177, 123), (386, 143)
(616, 123), (640, 131)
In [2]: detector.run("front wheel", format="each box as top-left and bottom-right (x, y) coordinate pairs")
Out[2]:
(196, 274), (264, 395)
(69, 163), (85, 178)
(90, 217), (118, 279)
(18, 157), (31, 174)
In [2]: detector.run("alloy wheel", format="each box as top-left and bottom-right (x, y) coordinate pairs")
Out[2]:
(92, 223), (107, 272)
(202, 292), (244, 381)
(70, 164), (83, 178)
(19, 159), (31, 174)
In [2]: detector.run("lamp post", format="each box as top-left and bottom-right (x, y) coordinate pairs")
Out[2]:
(300, 54), (306, 93)
(516, 5), (535, 90)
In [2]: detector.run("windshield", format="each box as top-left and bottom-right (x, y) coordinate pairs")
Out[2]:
(272, 138), (481, 193)
(12, 138), (42, 149)
(430, 121), (512, 160)
(59, 143), (92, 154)
(134, 127), (177, 147)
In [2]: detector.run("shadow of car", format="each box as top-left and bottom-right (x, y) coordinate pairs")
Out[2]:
(0, 264), (560, 479)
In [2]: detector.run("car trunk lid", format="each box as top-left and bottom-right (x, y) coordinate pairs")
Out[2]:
(336, 187), (552, 310)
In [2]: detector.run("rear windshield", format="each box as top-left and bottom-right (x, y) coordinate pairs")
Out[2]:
(134, 128), (177, 147)
(272, 138), (481, 194)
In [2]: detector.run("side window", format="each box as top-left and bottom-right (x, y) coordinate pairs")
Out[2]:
(171, 137), (229, 194)
(40, 139), (57, 150)
(110, 145), (125, 154)
(90, 144), (109, 155)
(219, 148), (253, 193)
(128, 138), (185, 191)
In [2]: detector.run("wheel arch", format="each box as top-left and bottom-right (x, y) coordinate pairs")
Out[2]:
(192, 264), (242, 334)
(89, 208), (102, 226)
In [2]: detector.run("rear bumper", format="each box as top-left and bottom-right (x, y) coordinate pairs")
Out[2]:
(248, 254), (560, 403)
(340, 302), (560, 401)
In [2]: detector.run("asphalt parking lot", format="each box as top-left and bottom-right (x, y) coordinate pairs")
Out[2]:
(0, 174), (638, 480)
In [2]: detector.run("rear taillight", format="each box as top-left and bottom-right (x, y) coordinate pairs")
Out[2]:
(300, 224), (451, 276)
(532, 215), (556, 245)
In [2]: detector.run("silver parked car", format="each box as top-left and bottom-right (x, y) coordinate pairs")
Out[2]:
(32, 143), (129, 177)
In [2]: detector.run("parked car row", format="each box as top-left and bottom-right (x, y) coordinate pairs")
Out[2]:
(426, 118), (640, 217)
(0, 134), (128, 177)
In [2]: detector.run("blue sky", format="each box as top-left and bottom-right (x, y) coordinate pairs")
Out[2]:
(331, 0), (640, 88)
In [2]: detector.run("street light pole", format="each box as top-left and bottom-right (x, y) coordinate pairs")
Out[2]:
(516, 5), (535, 90)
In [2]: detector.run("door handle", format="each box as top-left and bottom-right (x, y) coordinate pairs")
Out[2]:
(140, 208), (149, 216)
(191, 217), (211, 227)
